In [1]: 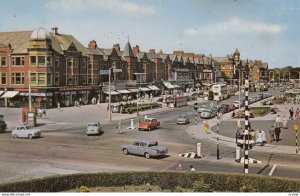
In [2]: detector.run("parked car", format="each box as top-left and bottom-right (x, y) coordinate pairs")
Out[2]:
(232, 101), (241, 108)
(11, 125), (41, 139)
(86, 122), (102, 136)
(138, 118), (160, 131)
(176, 114), (190, 124)
(228, 103), (236, 111)
(197, 105), (208, 113)
(121, 140), (168, 159)
(200, 109), (216, 119)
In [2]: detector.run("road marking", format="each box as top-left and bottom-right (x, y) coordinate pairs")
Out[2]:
(269, 164), (277, 176)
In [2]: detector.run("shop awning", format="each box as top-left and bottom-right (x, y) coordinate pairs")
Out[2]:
(103, 91), (120, 95)
(117, 89), (131, 94)
(147, 85), (160, 91)
(163, 82), (175, 89)
(139, 87), (151, 92)
(128, 89), (139, 93)
(0, 91), (4, 96)
(1, 91), (19, 98)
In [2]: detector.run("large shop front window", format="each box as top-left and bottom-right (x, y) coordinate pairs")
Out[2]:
(12, 73), (24, 84)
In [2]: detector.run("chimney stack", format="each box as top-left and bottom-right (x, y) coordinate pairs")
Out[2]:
(149, 49), (155, 54)
(133, 45), (140, 54)
(113, 43), (120, 51)
(88, 40), (97, 49)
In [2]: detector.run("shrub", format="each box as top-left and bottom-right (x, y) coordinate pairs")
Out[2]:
(192, 181), (213, 192)
(79, 185), (89, 192)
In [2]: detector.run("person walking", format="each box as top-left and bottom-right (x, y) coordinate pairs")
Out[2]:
(295, 108), (299, 119)
(176, 163), (183, 171)
(57, 102), (61, 112)
(289, 107), (294, 120)
(274, 124), (281, 142)
(235, 129), (241, 145)
(269, 124), (275, 143)
(203, 120), (209, 134)
(117, 120), (122, 134)
(282, 115), (288, 129)
(275, 114), (282, 127)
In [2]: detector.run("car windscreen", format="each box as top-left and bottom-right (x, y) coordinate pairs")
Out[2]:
(144, 119), (152, 122)
(88, 123), (98, 127)
(148, 142), (158, 147)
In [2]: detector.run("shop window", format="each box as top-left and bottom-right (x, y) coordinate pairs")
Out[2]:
(30, 73), (37, 85)
(12, 72), (24, 84)
(38, 56), (45, 66)
(1, 57), (6, 66)
(1, 73), (6, 85)
(12, 57), (24, 66)
(30, 56), (36, 66)
(47, 73), (52, 85)
(38, 73), (46, 85)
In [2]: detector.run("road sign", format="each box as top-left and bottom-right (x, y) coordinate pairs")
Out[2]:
(113, 69), (122, 73)
(294, 123), (299, 130)
(100, 70), (109, 75)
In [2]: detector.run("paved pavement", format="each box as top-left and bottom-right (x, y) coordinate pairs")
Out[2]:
(2, 93), (299, 156)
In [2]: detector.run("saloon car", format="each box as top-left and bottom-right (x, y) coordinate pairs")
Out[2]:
(200, 109), (216, 119)
(176, 114), (190, 124)
(12, 125), (41, 139)
(138, 118), (160, 131)
(121, 140), (168, 159)
(86, 122), (102, 136)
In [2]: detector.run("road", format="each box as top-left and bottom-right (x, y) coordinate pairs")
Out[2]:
(0, 88), (299, 184)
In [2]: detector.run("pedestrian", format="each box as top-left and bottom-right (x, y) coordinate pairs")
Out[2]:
(295, 108), (299, 119)
(274, 124), (281, 142)
(289, 107), (294, 120)
(117, 120), (122, 134)
(42, 108), (46, 116)
(190, 165), (196, 171)
(203, 120), (209, 134)
(282, 115), (288, 129)
(275, 114), (282, 127)
(97, 99), (100, 107)
(57, 102), (61, 111)
(107, 104), (109, 111)
(176, 163), (183, 171)
(269, 124), (275, 143)
(235, 129), (241, 145)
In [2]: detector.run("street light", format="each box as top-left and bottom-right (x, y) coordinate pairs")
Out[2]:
(108, 67), (114, 122)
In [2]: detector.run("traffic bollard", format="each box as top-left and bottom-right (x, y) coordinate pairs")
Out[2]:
(130, 119), (134, 129)
(197, 143), (202, 158)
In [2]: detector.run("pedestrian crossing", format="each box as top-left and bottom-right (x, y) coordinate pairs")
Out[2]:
(178, 152), (202, 159)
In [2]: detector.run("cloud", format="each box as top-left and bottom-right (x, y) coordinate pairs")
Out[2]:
(185, 17), (287, 36)
(45, 0), (157, 15)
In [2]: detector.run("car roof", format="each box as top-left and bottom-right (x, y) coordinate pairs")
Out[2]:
(134, 140), (157, 144)
(88, 122), (99, 124)
(145, 118), (156, 120)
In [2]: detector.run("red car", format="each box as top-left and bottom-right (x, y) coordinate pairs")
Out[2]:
(138, 118), (160, 131)
(228, 103), (236, 111)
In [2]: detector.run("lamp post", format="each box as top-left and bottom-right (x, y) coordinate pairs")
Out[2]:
(108, 67), (113, 122)
(28, 70), (32, 112)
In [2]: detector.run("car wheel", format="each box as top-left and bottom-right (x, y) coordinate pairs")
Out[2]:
(13, 134), (18, 138)
(28, 134), (33, 139)
(123, 148), (129, 155)
(145, 152), (151, 159)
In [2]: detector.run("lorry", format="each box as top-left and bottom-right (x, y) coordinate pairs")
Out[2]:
(0, 115), (7, 133)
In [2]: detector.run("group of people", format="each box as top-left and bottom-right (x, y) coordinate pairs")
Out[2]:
(289, 107), (300, 120)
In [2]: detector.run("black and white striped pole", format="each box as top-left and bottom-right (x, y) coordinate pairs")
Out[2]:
(217, 98), (220, 160)
(194, 103), (198, 125)
(244, 59), (250, 174)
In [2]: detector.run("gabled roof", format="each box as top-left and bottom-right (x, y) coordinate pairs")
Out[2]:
(169, 54), (178, 62)
(183, 56), (190, 64)
(136, 52), (149, 62)
(87, 48), (102, 56)
(213, 57), (230, 63)
(177, 55), (183, 63)
(123, 41), (135, 57)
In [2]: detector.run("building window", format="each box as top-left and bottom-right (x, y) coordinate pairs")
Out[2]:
(55, 72), (60, 85)
(12, 57), (24, 66)
(74, 58), (78, 67)
(12, 73), (24, 84)
(82, 60), (86, 68)
(46, 56), (52, 66)
(55, 58), (59, 67)
(47, 73), (52, 85)
(30, 56), (37, 66)
(38, 56), (45, 66)
(1, 57), (6, 66)
(38, 73), (46, 85)
(30, 73), (37, 85)
(1, 73), (6, 85)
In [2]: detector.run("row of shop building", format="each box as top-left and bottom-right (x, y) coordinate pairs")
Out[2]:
(0, 27), (268, 108)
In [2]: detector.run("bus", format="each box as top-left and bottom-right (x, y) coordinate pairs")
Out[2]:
(212, 84), (229, 101)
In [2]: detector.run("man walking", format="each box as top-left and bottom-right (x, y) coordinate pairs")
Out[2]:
(117, 120), (122, 134)
(274, 124), (281, 142)
(289, 107), (294, 120)
(269, 123), (275, 143)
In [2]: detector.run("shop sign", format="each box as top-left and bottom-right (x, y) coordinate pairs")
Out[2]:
(100, 70), (110, 75)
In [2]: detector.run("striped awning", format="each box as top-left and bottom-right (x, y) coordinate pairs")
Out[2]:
(0, 91), (19, 98)
(103, 91), (120, 95)
(147, 85), (160, 91)
(128, 89), (139, 93)
(117, 89), (131, 94)
(139, 87), (151, 92)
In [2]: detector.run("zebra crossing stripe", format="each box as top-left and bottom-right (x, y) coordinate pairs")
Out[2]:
(179, 152), (201, 159)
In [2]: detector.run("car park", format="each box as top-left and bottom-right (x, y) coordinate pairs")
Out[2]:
(138, 118), (160, 131)
(86, 122), (102, 136)
(121, 140), (168, 159)
(176, 114), (189, 124)
(200, 109), (216, 119)
(11, 125), (41, 139)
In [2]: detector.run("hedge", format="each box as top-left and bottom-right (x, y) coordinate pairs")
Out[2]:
(0, 171), (299, 192)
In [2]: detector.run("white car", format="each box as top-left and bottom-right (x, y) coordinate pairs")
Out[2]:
(197, 105), (208, 113)
(232, 101), (240, 108)
(86, 122), (102, 136)
(12, 125), (41, 139)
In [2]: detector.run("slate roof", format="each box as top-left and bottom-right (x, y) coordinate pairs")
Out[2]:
(0, 29), (89, 56)
(213, 57), (230, 63)
(146, 53), (160, 59)
(123, 42), (135, 57)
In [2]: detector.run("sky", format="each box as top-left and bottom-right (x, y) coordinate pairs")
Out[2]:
(0, 0), (299, 68)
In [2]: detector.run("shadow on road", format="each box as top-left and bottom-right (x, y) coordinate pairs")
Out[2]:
(256, 153), (274, 174)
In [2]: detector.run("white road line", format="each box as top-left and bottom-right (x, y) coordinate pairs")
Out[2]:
(269, 164), (277, 176)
